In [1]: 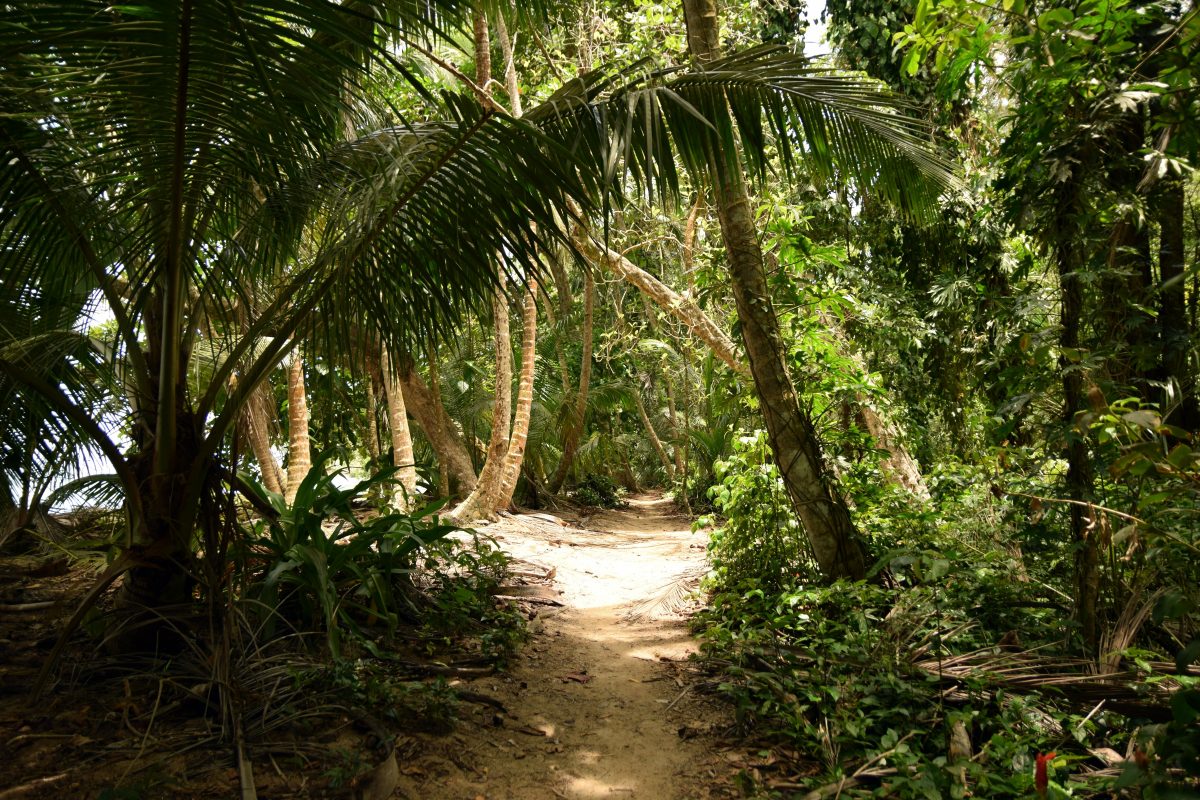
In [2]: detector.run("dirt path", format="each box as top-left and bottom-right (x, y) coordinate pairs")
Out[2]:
(396, 495), (733, 800)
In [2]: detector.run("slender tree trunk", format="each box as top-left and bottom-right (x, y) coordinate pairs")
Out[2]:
(544, 293), (575, 396)
(242, 381), (284, 496)
(472, 10), (491, 91)
(284, 348), (311, 505)
(496, 281), (539, 508)
(640, 295), (688, 476)
(1102, 114), (1154, 389)
(381, 347), (418, 509)
(362, 356), (385, 503)
(494, 11), (522, 117)
(364, 367), (381, 469)
(453, 282), (514, 521)
(549, 268), (594, 493)
(426, 341), (451, 499)
(1056, 182), (1100, 656)
(1156, 178), (1195, 429)
(634, 389), (675, 478)
(487, 12), (534, 512)
(572, 225), (749, 378)
(682, 0), (867, 580)
(683, 191), (703, 294)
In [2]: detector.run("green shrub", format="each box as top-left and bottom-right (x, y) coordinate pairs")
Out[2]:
(572, 473), (627, 508)
(237, 454), (461, 657)
(699, 430), (818, 594)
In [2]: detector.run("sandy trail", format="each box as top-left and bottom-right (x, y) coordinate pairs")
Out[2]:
(396, 495), (730, 800)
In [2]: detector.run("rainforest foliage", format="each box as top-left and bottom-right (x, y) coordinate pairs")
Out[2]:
(1, 0), (1198, 797)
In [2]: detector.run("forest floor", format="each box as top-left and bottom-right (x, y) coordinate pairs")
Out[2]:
(399, 493), (742, 800)
(0, 495), (746, 799)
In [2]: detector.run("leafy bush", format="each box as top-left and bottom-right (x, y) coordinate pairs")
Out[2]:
(237, 456), (461, 657)
(572, 473), (627, 508)
(694, 456), (1199, 798)
(698, 430), (817, 594)
(415, 533), (527, 662)
(697, 570), (1109, 799)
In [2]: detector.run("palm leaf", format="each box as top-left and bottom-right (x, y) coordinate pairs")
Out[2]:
(526, 45), (957, 218)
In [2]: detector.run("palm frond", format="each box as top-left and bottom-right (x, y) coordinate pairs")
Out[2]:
(526, 45), (958, 218)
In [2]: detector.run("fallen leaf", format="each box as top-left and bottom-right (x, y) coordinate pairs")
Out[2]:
(561, 672), (592, 684)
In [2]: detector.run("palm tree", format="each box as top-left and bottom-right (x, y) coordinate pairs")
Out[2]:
(0, 1), (588, 613)
(677, 0), (953, 578)
(1, 0), (952, 624)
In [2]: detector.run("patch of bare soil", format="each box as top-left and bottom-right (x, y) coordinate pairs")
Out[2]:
(397, 494), (739, 800)
(0, 496), (743, 799)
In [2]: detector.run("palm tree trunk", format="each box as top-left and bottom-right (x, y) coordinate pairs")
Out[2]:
(683, 191), (703, 293)
(634, 388), (675, 479)
(426, 341), (452, 499)
(283, 348), (311, 505)
(399, 366), (478, 497)
(381, 346), (418, 509)
(364, 368), (381, 469)
(549, 268), (594, 494)
(1055, 178), (1100, 656)
(453, 285), (514, 520)
(495, 281), (539, 509)
(1157, 178), (1196, 428)
(242, 381), (284, 496)
(681, 0), (867, 580)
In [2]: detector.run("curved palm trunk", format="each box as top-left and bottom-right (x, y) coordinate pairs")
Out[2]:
(572, 225), (749, 378)
(548, 268), (594, 494)
(635, 388), (675, 479)
(682, 0), (867, 580)
(453, 285), (514, 521)
(582, 213), (925, 499)
(242, 381), (284, 496)
(495, 281), (538, 509)
(283, 348), (311, 505)
(381, 347), (418, 509)
(400, 366), (478, 497)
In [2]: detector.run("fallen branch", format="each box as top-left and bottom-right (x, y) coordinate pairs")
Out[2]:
(0, 601), (56, 612)
(456, 690), (507, 712)
(0, 772), (70, 800)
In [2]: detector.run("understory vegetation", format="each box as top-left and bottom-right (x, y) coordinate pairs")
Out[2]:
(2, 0), (1198, 797)
(698, 427), (1199, 797)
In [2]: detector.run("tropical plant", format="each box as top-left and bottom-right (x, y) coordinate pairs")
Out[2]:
(239, 455), (461, 657)
(0, 0), (588, 619)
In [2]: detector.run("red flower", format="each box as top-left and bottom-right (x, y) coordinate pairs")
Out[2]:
(1034, 752), (1057, 798)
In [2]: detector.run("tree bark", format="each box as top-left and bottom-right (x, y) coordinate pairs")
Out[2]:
(453, 281), (514, 521)
(549, 268), (594, 493)
(572, 224), (749, 378)
(364, 364), (381, 469)
(241, 380), (284, 496)
(634, 388), (675, 478)
(682, 0), (867, 580)
(399, 366), (478, 497)
(495, 281), (539, 508)
(472, 10), (491, 91)
(1156, 178), (1196, 429)
(1056, 179), (1100, 656)
(381, 346), (418, 509)
(283, 348), (311, 505)
(426, 341), (452, 499)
